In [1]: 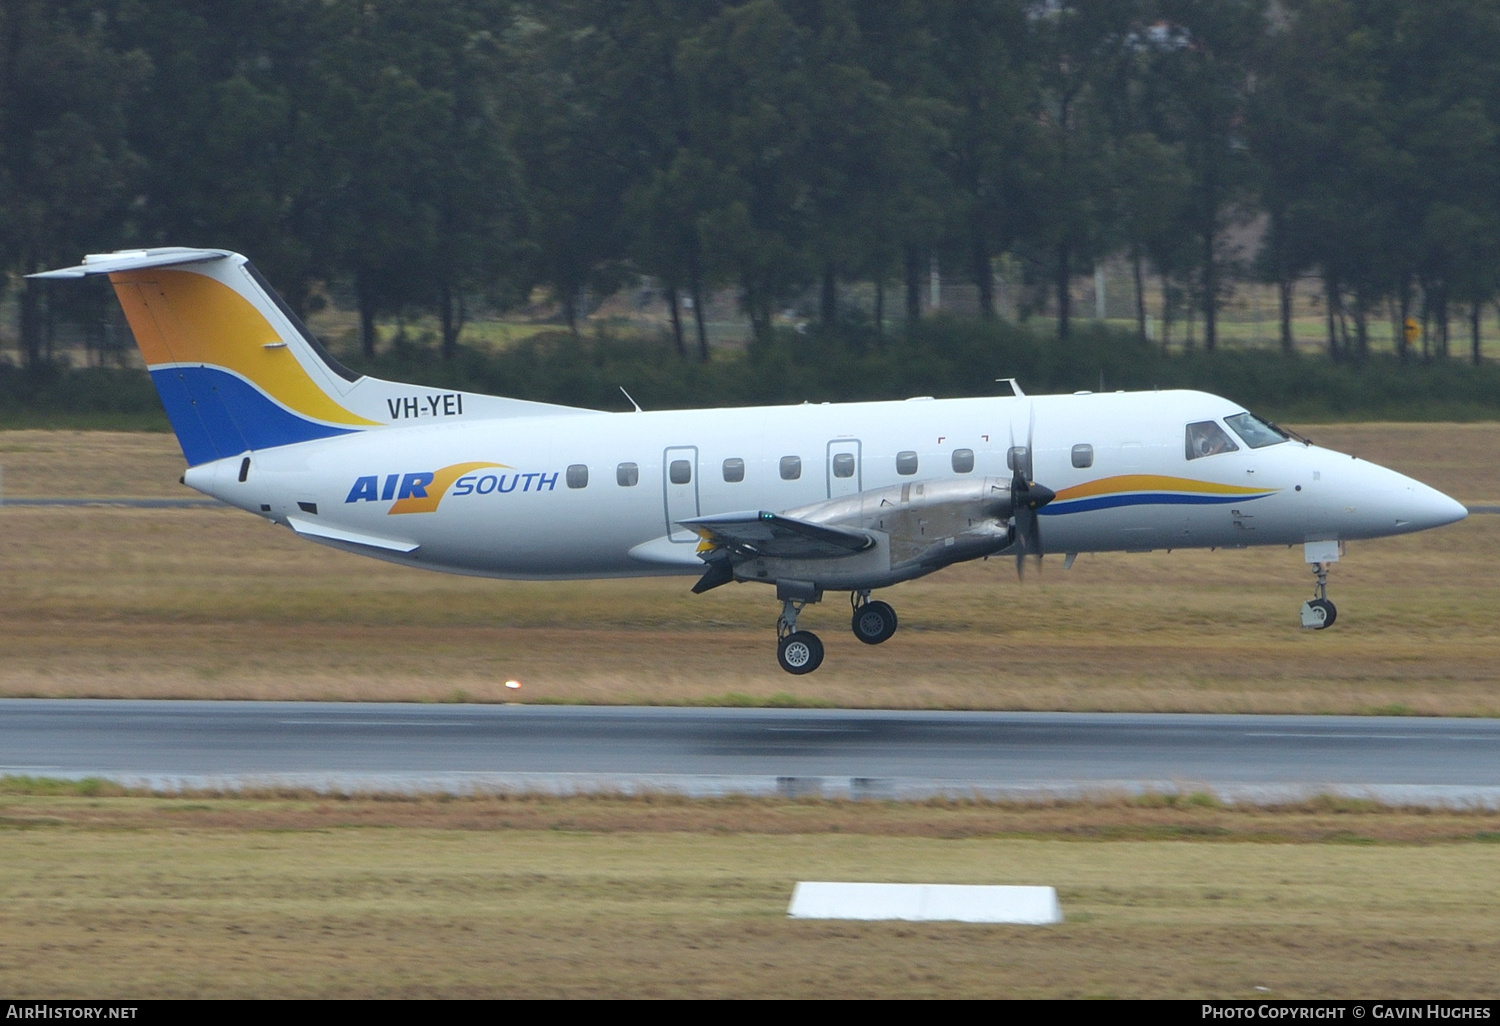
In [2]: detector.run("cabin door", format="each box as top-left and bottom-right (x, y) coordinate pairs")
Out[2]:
(826, 439), (862, 498)
(663, 445), (701, 542)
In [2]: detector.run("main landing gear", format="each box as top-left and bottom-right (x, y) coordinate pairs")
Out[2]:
(1300, 562), (1338, 629)
(850, 590), (898, 645)
(776, 599), (824, 674)
(774, 590), (901, 674)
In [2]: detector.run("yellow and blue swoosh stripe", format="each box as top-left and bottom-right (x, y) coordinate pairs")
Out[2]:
(388, 463), (509, 515)
(110, 269), (377, 465)
(1040, 475), (1278, 515)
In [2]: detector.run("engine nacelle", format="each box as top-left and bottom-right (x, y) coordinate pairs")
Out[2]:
(735, 476), (1016, 591)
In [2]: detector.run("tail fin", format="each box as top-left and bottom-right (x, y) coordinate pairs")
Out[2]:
(31, 248), (588, 466)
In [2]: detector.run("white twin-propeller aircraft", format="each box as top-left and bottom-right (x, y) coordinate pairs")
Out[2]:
(35, 249), (1468, 673)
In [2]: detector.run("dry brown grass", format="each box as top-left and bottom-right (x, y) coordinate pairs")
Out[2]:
(0, 791), (1496, 998)
(2, 425), (1499, 712)
(0, 430), (188, 498)
(4, 787), (1499, 843)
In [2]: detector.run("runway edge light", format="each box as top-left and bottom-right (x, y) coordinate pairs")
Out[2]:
(787, 882), (1062, 924)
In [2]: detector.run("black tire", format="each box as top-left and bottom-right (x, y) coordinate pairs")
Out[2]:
(1308, 598), (1337, 629)
(777, 631), (825, 674)
(851, 600), (898, 645)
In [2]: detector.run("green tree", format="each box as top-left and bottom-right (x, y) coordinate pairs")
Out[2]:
(1147, 0), (1266, 351)
(1115, 132), (1191, 345)
(313, 1), (530, 357)
(851, 0), (952, 328)
(0, 0), (147, 365)
(675, 1), (817, 343)
(921, 0), (1035, 323)
(507, 4), (633, 336)
(596, 1), (726, 360)
(1025, 0), (1141, 340)
(117, 1), (340, 315)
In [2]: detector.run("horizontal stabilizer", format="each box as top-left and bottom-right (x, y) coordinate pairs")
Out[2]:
(681, 510), (874, 561)
(27, 248), (233, 279)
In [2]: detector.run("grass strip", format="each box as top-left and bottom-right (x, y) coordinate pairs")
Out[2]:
(0, 787), (1496, 997)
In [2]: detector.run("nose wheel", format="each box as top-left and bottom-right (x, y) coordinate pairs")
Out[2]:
(1300, 562), (1338, 629)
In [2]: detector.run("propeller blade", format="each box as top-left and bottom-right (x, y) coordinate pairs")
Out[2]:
(1014, 504), (1031, 579)
(1027, 401), (1036, 470)
(1009, 401), (1053, 580)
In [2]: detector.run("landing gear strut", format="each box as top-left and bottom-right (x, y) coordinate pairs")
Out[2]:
(850, 590), (898, 645)
(777, 598), (824, 674)
(772, 589), (901, 672)
(1300, 562), (1337, 629)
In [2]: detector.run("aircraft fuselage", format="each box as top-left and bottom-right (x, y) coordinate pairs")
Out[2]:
(185, 388), (1466, 583)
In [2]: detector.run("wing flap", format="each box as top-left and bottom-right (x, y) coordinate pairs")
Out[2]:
(681, 510), (873, 560)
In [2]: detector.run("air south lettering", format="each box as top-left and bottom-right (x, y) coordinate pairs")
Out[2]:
(451, 471), (558, 496)
(344, 462), (557, 515)
(386, 393), (465, 420)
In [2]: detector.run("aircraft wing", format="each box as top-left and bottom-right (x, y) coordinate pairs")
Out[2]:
(680, 510), (874, 560)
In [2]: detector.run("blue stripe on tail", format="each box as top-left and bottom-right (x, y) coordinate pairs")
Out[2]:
(150, 365), (358, 466)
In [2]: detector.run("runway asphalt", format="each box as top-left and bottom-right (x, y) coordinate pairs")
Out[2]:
(0, 700), (1496, 806)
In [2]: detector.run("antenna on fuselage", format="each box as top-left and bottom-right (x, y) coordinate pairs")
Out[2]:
(996, 378), (1025, 397)
(619, 386), (643, 413)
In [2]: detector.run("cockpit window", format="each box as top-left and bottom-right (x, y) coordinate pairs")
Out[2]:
(1225, 412), (1290, 449)
(1185, 420), (1240, 460)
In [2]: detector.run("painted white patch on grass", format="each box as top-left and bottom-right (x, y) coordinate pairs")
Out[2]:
(788, 882), (1062, 924)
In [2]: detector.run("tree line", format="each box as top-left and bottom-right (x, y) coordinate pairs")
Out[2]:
(3, 0), (1498, 367)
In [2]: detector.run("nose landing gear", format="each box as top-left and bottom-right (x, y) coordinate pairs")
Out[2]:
(1300, 562), (1337, 629)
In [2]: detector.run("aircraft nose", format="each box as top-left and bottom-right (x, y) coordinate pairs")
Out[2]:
(1332, 458), (1468, 540)
(1399, 481), (1467, 532)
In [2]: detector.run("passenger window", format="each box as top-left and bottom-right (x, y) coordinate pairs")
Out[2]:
(832, 453), (856, 478)
(1185, 421), (1240, 460)
(780, 456), (802, 481)
(1071, 444), (1094, 469)
(723, 457), (745, 483)
(669, 459), (692, 485)
(1007, 446), (1030, 475)
(951, 448), (975, 474)
(566, 464), (588, 489)
(896, 451), (918, 476)
(616, 462), (639, 487)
